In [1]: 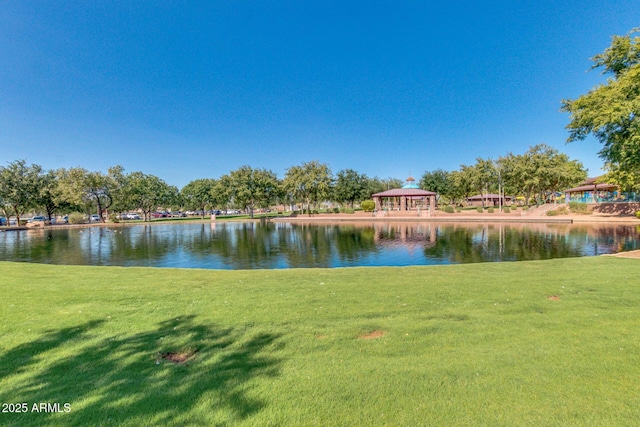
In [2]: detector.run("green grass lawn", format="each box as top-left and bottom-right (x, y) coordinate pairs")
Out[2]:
(1, 258), (639, 426)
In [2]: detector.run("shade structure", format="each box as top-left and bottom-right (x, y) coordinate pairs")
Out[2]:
(371, 188), (437, 211)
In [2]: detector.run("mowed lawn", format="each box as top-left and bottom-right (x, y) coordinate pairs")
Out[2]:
(1, 258), (639, 426)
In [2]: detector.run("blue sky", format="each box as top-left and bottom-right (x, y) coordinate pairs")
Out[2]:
(1, 1), (638, 188)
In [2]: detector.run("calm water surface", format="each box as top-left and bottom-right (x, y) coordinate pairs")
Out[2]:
(1, 221), (639, 269)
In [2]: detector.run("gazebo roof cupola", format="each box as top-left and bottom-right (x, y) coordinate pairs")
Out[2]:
(401, 176), (420, 189)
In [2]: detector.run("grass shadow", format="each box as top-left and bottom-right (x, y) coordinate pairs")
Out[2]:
(0, 316), (283, 426)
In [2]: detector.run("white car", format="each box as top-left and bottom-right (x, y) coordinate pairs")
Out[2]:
(89, 214), (101, 222)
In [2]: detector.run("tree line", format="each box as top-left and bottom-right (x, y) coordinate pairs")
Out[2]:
(1, 144), (587, 224)
(0, 160), (401, 223)
(420, 144), (587, 208)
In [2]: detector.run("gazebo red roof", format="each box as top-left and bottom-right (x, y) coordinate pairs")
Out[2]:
(372, 188), (437, 197)
(564, 183), (617, 193)
(564, 177), (616, 193)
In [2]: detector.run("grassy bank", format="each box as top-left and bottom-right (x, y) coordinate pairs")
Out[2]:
(1, 258), (639, 426)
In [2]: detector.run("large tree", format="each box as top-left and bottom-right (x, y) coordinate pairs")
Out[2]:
(283, 161), (333, 215)
(333, 169), (368, 208)
(35, 169), (67, 222)
(125, 172), (178, 221)
(499, 145), (586, 204)
(181, 178), (218, 218)
(465, 158), (497, 208)
(58, 166), (125, 221)
(220, 166), (281, 218)
(420, 169), (453, 203)
(365, 176), (403, 196)
(0, 160), (42, 225)
(448, 169), (474, 205)
(562, 28), (640, 176)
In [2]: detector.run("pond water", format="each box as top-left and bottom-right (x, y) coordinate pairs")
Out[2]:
(0, 222), (640, 269)
(1, 221), (639, 269)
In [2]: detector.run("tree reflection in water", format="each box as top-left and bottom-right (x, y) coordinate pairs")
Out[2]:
(1, 222), (638, 269)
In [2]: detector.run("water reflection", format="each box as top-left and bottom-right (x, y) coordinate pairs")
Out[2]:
(1, 222), (639, 269)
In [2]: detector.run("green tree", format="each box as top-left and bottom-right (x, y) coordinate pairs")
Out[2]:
(499, 145), (586, 204)
(465, 158), (496, 208)
(35, 169), (65, 222)
(449, 169), (474, 205)
(58, 166), (125, 221)
(497, 152), (528, 202)
(365, 176), (403, 196)
(220, 166), (281, 218)
(283, 161), (333, 215)
(0, 160), (42, 225)
(334, 169), (368, 208)
(107, 166), (133, 216)
(600, 165), (640, 192)
(420, 169), (452, 203)
(181, 179), (218, 218)
(125, 172), (178, 221)
(562, 28), (640, 174)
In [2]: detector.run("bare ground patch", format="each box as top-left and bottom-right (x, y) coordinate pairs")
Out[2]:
(605, 250), (640, 259)
(359, 330), (387, 340)
(158, 349), (199, 364)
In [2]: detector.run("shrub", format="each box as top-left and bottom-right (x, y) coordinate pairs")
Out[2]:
(443, 205), (455, 213)
(332, 207), (340, 214)
(487, 207), (495, 213)
(68, 212), (86, 224)
(547, 206), (569, 216)
(635, 211), (640, 219)
(455, 207), (462, 212)
(340, 208), (355, 214)
(569, 202), (591, 214)
(476, 206), (483, 213)
(503, 207), (511, 213)
(360, 200), (375, 212)
(109, 214), (120, 223)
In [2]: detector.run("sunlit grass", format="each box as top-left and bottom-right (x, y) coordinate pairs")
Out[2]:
(1, 258), (639, 426)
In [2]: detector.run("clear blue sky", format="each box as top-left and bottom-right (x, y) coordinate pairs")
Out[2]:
(1, 1), (638, 188)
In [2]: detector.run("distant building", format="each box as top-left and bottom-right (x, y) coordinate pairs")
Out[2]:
(563, 177), (617, 203)
(465, 194), (514, 207)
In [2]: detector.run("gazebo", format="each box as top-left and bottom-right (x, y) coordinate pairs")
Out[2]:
(372, 177), (437, 211)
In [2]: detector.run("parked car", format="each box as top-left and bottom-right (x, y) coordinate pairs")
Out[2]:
(0, 217), (7, 226)
(62, 215), (69, 224)
(127, 213), (141, 220)
(29, 216), (48, 224)
(89, 214), (101, 222)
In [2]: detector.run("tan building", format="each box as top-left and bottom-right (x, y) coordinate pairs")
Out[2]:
(465, 194), (514, 207)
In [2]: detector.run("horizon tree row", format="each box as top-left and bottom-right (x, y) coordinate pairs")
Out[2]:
(0, 159), (400, 222)
(420, 144), (589, 207)
(0, 145), (596, 222)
